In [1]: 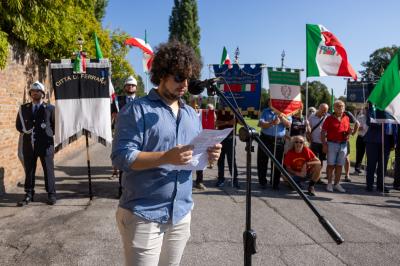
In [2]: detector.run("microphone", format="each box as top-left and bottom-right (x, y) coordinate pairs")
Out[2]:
(188, 77), (221, 95)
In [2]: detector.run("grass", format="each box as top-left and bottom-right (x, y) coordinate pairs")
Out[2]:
(237, 118), (396, 165)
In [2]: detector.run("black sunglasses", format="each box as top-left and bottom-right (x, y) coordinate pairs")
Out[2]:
(294, 141), (304, 144)
(173, 74), (188, 83)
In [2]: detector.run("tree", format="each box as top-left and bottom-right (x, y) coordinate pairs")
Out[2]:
(169, 0), (202, 64)
(259, 88), (269, 110)
(94, 0), (108, 22)
(301, 81), (331, 112)
(0, 0), (112, 64)
(360, 45), (399, 79)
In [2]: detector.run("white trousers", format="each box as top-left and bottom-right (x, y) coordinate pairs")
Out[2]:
(116, 207), (191, 266)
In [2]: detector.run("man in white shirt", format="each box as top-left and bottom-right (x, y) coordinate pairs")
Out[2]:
(307, 103), (329, 167)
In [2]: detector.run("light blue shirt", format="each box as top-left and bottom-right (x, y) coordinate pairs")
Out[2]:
(259, 108), (291, 137)
(111, 88), (202, 224)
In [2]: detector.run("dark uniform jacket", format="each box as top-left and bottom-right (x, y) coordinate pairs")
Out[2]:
(16, 102), (55, 156)
(111, 95), (129, 114)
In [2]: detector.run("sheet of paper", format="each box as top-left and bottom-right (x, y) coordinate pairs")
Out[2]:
(172, 128), (233, 171)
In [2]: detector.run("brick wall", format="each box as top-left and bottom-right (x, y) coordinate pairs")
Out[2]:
(0, 40), (86, 194)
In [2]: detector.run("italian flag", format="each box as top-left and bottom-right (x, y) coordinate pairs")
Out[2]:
(306, 24), (357, 80)
(268, 68), (302, 116)
(220, 46), (232, 69)
(219, 83), (256, 92)
(125, 37), (154, 72)
(73, 51), (86, 74)
(368, 49), (400, 123)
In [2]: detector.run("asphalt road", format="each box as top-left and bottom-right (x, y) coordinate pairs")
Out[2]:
(1, 138), (400, 266)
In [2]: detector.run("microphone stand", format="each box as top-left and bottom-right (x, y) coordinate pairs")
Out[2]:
(207, 83), (344, 266)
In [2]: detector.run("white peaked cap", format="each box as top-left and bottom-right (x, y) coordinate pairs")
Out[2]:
(124, 76), (137, 86)
(30, 81), (45, 93)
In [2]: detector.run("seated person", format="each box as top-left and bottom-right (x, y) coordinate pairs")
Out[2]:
(283, 135), (321, 196)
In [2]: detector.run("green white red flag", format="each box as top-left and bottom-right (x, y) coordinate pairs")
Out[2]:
(220, 46), (232, 69)
(306, 24), (357, 80)
(368, 49), (400, 123)
(124, 37), (154, 72)
(268, 68), (302, 116)
(73, 51), (86, 74)
(219, 83), (256, 92)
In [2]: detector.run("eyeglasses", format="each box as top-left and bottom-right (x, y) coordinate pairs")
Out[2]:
(294, 141), (304, 144)
(173, 74), (188, 83)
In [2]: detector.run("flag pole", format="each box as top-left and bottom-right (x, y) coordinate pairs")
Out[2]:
(77, 36), (93, 200)
(271, 127), (278, 186)
(305, 79), (309, 118)
(231, 116), (237, 187)
(85, 131), (93, 200)
(381, 124), (385, 194)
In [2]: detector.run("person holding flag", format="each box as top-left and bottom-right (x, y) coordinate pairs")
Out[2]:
(367, 49), (400, 192)
(257, 99), (292, 190)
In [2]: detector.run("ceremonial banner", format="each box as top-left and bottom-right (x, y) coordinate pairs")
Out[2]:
(346, 80), (374, 103)
(213, 64), (262, 116)
(50, 59), (112, 150)
(268, 68), (302, 115)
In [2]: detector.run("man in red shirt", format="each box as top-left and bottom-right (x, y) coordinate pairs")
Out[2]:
(321, 100), (351, 193)
(284, 135), (321, 196)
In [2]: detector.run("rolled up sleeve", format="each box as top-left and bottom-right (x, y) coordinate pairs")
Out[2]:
(111, 104), (144, 172)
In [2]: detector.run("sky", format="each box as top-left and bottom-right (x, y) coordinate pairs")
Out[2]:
(103, 0), (400, 97)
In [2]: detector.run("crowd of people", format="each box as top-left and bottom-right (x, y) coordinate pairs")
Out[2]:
(15, 40), (400, 265)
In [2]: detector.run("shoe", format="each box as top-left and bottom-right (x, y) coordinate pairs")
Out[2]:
(17, 194), (33, 207)
(316, 179), (325, 185)
(393, 185), (400, 191)
(376, 187), (390, 193)
(343, 176), (351, 182)
(272, 186), (279, 191)
(308, 186), (316, 197)
(334, 183), (346, 193)
(109, 171), (118, 180)
(215, 179), (225, 188)
(47, 194), (57, 205)
(259, 183), (267, 190)
(365, 186), (373, 192)
(233, 179), (240, 189)
(195, 183), (207, 190)
(326, 183), (333, 192)
(353, 168), (362, 175)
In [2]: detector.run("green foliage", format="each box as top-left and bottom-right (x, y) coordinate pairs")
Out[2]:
(169, 0), (202, 73)
(0, 30), (8, 70)
(360, 45), (399, 79)
(109, 29), (136, 94)
(301, 81), (331, 111)
(94, 0), (108, 22)
(0, 0), (111, 63)
(136, 75), (146, 97)
(259, 88), (270, 109)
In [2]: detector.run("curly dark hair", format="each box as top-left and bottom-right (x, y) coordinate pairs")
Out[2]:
(150, 40), (201, 85)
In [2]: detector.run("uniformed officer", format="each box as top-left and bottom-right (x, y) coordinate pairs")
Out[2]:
(16, 81), (56, 206)
(110, 76), (138, 196)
